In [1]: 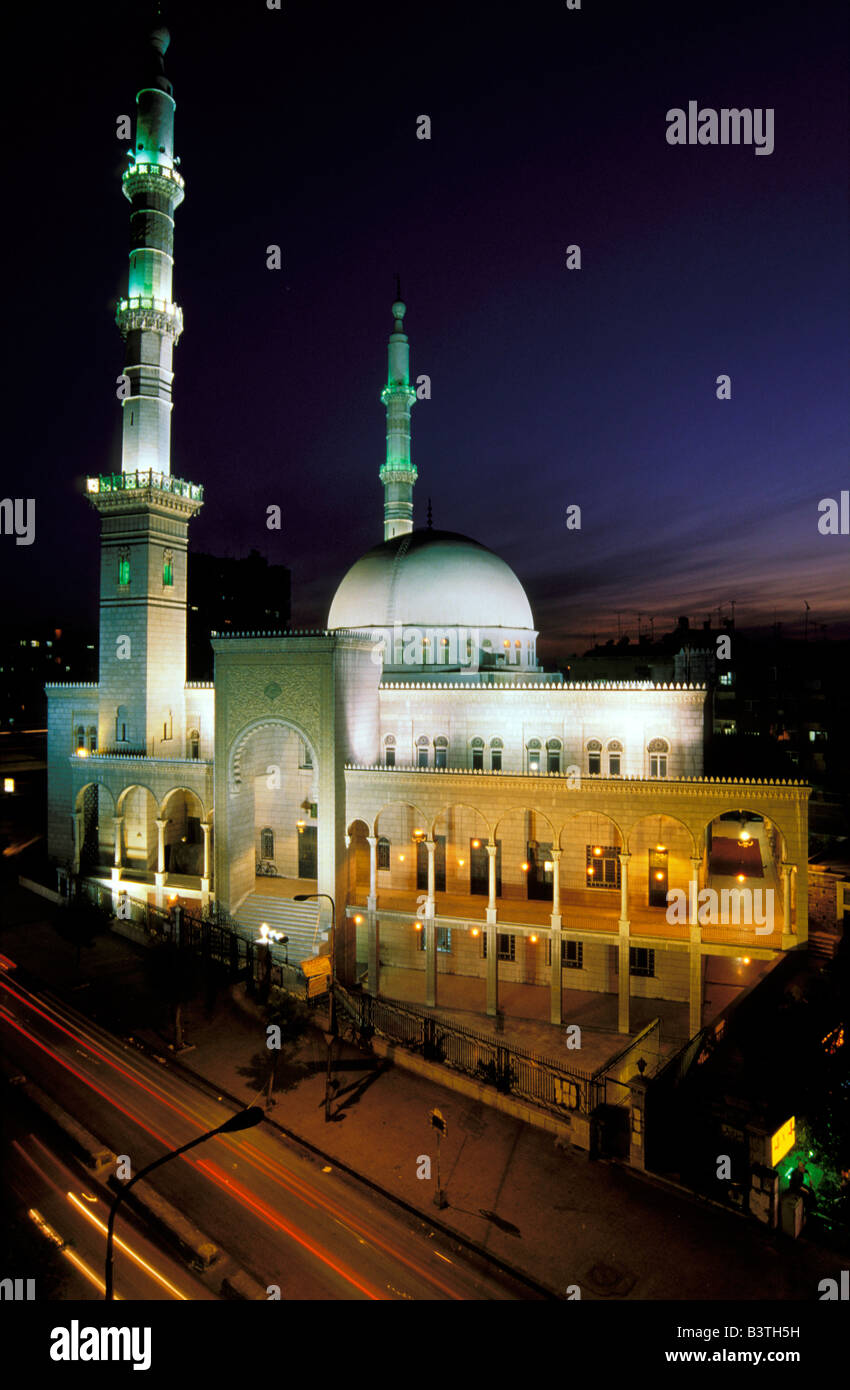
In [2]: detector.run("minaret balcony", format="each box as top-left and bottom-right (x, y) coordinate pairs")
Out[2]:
(122, 161), (185, 206)
(86, 470), (204, 515)
(116, 295), (184, 341)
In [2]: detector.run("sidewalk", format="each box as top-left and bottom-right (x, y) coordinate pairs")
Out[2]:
(1, 882), (846, 1301)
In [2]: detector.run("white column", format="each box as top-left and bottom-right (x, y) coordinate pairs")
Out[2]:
(155, 817), (168, 900)
(72, 811), (82, 874)
(486, 843), (497, 922)
(113, 815), (124, 869)
(367, 835), (378, 910)
(690, 855), (702, 924)
(550, 848), (561, 926)
(617, 852), (631, 1034)
(201, 821), (211, 900)
(425, 839), (436, 916)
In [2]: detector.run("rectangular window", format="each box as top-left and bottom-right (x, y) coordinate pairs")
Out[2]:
(608, 754), (621, 776)
(588, 752), (601, 775)
(547, 751), (560, 773)
(630, 947), (655, 977)
(377, 838), (390, 870)
(483, 932), (515, 961)
(649, 754), (667, 778)
(162, 554), (173, 586)
(118, 556), (130, 586)
(586, 845), (621, 890)
(434, 746), (447, 769)
(417, 746), (429, 768)
(299, 741), (313, 769)
(491, 748), (502, 771)
(563, 939), (583, 969)
(417, 926), (452, 953)
(472, 748), (484, 770)
(385, 747), (396, 767)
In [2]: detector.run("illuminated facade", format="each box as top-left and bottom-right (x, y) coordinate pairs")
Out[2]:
(46, 25), (810, 1041)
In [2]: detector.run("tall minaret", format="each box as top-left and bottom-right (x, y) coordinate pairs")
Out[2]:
(87, 21), (202, 756)
(379, 289), (417, 540)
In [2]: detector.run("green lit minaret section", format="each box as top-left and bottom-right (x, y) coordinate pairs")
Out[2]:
(379, 294), (417, 540)
(86, 21), (202, 756)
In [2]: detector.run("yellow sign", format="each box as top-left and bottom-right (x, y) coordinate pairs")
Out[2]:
(770, 1116), (795, 1166)
(301, 955), (332, 978)
(307, 975), (329, 997)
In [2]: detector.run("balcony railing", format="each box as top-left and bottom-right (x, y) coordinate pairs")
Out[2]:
(86, 471), (203, 502)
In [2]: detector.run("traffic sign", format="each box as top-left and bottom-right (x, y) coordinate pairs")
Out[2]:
(301, 955), (332, 978)
(431, 1108), (447, 1136)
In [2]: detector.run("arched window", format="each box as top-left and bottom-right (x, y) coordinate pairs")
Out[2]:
(586, 739), (602, 776)
(188, 728), (200, 760)
(87, 725), (97, 752)
(470, 737), (485, 771)
(299, 740), (313, 769)
(416, 735), (430, 769)
(117, 548), (130, 586)
(162, 549), (174, 587)
(527, 738), (542, 774)
(546, 738), (562, 774)
(116, 706), (128, 743)
(74, 725), (85, 752)
(648, 738), (669, 778)
(607, 739), (623, 776)
(377, 836), (390, 870)
(384, 734), (396, 768)
(490, 737), (503, 772)
(434, 736), (448, 769)
(260, 827), (274, 860)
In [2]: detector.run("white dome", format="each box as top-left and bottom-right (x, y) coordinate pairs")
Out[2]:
(327, 529), (535, 631)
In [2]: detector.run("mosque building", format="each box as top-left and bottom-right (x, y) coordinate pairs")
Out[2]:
(45, 24), (810, 1041)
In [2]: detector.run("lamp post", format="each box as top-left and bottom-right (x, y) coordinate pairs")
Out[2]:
(104, 1106), (263, 1300)
(294, 892), (336, 1121)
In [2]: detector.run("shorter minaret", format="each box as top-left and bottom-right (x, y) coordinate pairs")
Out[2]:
(379, 288), (417, 540)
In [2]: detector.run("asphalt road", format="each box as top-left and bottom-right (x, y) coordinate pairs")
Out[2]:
(0, 969), (546, 1301)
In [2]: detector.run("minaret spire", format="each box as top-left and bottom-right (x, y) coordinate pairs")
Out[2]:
(117, 20), (184, 478)
(379, 289), (417, 540)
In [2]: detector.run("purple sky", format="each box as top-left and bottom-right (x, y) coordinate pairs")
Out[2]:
(5, 0), (848, 657)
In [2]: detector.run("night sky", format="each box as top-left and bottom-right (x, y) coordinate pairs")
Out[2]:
(6, 0), (848, 662)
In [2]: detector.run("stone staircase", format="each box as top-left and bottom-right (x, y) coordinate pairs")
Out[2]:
(233, 893), (326, 966)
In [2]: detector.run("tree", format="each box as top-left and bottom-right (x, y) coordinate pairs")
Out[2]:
(239, 985), (312, 1102)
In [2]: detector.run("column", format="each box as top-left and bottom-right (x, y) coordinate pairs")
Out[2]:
(792, 863), (807, 946)
(201, 821), (212, 907)
(113, 815), (124, 869)
(780, 862), (791, 932)
(688, 937), (703, 1038)
(367, 835), (378, 910)
(486, 919), (498, 1018)
(690, 855), (702, 925)
(486, 843), (497, 922)
(72, 811), (82, 874)
(424, 916), (437, 1008)
(617, 852), (630, 1033)
(155, 817), (168, 898)
(366, 913), (380, 996)
(111, 815), (124, 893)
(549, 848), (562, 1026)
(425, 839), (436, 916)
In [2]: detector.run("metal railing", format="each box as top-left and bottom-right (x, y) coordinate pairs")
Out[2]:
(334, 983), (598, 1118)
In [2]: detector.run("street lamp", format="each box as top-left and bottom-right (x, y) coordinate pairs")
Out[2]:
(104, 1106), (263, 1299)
(294, 892), (336, 1122)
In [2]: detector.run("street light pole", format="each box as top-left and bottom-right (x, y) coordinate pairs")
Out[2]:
(104, 1106), (263, 1299)
(294, 892), (336, 1121)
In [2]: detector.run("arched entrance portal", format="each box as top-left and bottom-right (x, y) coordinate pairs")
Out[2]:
(227, 720), (319, 909)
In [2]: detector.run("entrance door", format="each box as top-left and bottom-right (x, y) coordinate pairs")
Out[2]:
(470, 839), (501, 896)
(298, 825), (318, 878)
(416, 835), (446, 891)
(648, 848), (668, 907)
(527, 841), (553, 901)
